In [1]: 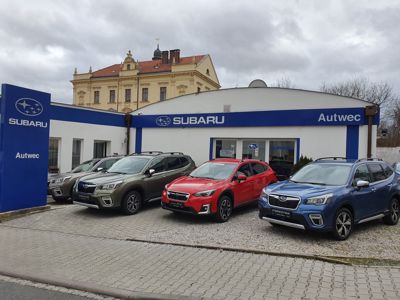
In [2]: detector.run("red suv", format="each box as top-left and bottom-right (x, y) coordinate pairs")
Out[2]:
(161, 159), (278, 222)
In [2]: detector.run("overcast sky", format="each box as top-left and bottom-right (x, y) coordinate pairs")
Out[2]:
(0, 0), (399, 104)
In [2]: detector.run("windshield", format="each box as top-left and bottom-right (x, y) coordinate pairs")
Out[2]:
(71, 159), (99, 173)
(190, 162), (237, 180)
(107, 156), (150, 174)
(291, 163), (352, 186)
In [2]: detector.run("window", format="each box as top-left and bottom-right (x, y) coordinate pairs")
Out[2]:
(179, 157), (190, 167)
(352, 164), (370, 186)
(94, 91), (100, 104)
(251, 163), (267, 175)
(160, 87), (167, 101)
(48, 138), (60, 173)
(242, 140), (266, 161)
(96, 158), (120, 171)
(206, 69), (210, 76)
(93, 141), (108, 158)
(367, 163), (386, 182)
(109, 90), (116, 103)
(383, 164), (394, 178)
(148, 157), (166, 173)
(72, 139), (82, 169)
(197, 87), (201, 93)
(142, 88), (148, 102)
(125, 89), (131, 103)
(127, 64), (131, 70)
(237, 163), (253, 177)
(216, 139), (236, 158)
(166, 157), (182, 171)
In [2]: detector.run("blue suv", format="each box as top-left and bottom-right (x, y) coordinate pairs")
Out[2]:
(258, 158), (400, 240)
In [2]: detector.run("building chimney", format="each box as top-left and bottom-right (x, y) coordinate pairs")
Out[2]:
(169, 49), (180, 64)
(161, 51), (169, 64)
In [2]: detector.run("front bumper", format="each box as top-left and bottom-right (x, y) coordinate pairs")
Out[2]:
(161, 190), (215, 215)
(72, 191), (117, 209)
(258, 198), (332, 232)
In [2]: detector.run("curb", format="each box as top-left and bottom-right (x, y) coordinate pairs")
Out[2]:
(0, 205), (50, 222)
(0, 268), (200, 300)
(125, 237), (400, 267)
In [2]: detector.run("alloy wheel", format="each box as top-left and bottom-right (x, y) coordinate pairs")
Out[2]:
(219, 198), (232, 221)
(335, 211), (352, 239)
(391, 200), (399, 223)
(127, 194), (140, 213)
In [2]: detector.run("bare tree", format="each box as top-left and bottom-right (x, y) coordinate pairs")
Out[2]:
(320, 77), (394, 106)
(272, 77), (295, 89)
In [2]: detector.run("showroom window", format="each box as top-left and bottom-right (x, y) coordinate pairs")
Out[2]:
(242, 140), (266, 161)
(72, 139), (83, 169)
(93, 141), (108, 158)
(48, 137), (60, 173)
(215, 139), (236, 158)
(268, 140), (295, 179)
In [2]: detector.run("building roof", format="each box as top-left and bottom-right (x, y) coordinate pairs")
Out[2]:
(92, 55), (205, 78)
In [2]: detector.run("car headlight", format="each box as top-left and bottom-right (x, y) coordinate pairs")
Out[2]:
(96, 181), (123, 191)
(305, 193), (333, 205)
(55, 176), (72, 184)
(260, 188), (269, 199)
(164, 184), (169, 191)
(194, 189), (216, 197)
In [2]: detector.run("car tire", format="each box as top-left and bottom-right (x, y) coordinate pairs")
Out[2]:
(332, 207), (353, 241)
(383, 198), (400, 225)
(121, 191), (142, 215)
(52, 196), (68, 202)
(214, 195), (233, 222)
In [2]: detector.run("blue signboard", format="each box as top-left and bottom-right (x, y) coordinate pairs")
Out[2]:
(132, 107), (379, 128)
(0, 84), (50, 212)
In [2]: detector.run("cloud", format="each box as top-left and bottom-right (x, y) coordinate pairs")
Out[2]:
(0, 0), (399, 103)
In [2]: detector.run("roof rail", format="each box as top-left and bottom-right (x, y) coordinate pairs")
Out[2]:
(355, 158), (383, 163)
(163, 152), (184, 155)
(315, 157), (348, 161)
(129, 151), (163, 156)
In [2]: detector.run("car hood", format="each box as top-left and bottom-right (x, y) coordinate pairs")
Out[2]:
(265, 180), (343, 199)
(49, 172), (91, 182)
(79, 172), (140, 185)
(166, 176), (225, 194)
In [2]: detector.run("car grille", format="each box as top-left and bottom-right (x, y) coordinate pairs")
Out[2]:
(77, 181), (96, 194)
(167, 191), (189, 201)
(268, 194), (300, 210)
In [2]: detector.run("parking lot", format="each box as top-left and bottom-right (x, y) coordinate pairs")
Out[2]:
(4, 199), (400, 263)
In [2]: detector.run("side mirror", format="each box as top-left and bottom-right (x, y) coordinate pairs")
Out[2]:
(356, 180), (370, 189)
(146, 168), (156, 177)
(237, 174), (247, 182)
(96, 167), (104, 172)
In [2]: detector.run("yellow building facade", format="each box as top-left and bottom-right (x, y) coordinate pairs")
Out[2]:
(71, 47), (220, 112)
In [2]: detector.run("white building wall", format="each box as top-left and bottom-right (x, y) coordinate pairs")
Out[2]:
(140, 126), (347, 166)
(50, 120), (126, 173)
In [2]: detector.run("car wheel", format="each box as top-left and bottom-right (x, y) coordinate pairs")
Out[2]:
(214, 195), (233, 222)
(383, 198), (400, 225)
(121, 191), (142, 215)
(332, 207), (353, 240)
(52, 196), (68, 202)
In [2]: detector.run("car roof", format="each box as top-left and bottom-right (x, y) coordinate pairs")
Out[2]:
(209, 158), (266, 164)
(313, 158), (387, 166)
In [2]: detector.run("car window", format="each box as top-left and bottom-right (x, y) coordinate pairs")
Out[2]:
(251, 162), (267, 175)
(97, 158), (119, 171)
(148, 157), (166, 173)
(108, 156), (150, 174)
(382, 164), (393, 178)
(367, 163), (386, 182)
(179, 157), (190, 167)
(166, 157), (182, 171)
(291, 163), (352, 186)
(72, 159), (99, 173)
(237, 163), (253, 177)
(352, 164), (371, 186)
(190, 162), (237, 180)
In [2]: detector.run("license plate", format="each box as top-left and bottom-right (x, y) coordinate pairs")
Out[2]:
(271, 209), (291, 218)
(170, 201), (183, 208)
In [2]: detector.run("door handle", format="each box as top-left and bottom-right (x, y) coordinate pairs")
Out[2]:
(371, 187), (376, 192)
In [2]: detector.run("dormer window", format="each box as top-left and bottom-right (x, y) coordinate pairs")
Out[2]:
(206, 69), (210, 76)
(127, 64), (131, 70)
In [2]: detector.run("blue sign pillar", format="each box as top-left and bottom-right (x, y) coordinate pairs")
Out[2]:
(0, 84), (50, 212)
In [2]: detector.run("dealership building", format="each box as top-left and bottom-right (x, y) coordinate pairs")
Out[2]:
(0, 84), (379, 212)
(52, 86), (378, 173)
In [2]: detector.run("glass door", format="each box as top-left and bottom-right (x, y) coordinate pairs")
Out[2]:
(242, 140), (266, 161)
(269, 141), (295, 180)
(215, 139), (236, 158)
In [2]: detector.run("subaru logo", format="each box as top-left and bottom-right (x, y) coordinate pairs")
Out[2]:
(278, 195), (287, 202)
(15, 98), (43, 117)
(156, 116), (171, 127)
